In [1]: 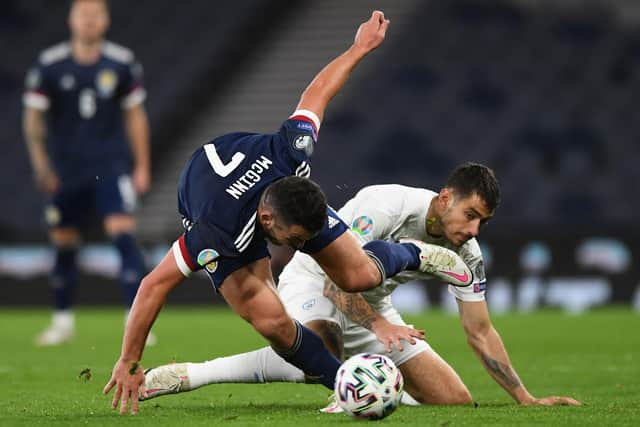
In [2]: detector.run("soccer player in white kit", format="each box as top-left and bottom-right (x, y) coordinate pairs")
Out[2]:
(142, 164), (580, 407)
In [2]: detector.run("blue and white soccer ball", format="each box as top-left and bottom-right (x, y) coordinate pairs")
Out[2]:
(334, 353), (404, 420)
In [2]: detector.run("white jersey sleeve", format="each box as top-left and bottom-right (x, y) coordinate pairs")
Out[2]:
(337, 186), (405, 244)
(447, 238), (487, 302)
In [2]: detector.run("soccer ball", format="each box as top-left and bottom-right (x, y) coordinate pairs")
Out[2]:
(334, 353), (403, 420)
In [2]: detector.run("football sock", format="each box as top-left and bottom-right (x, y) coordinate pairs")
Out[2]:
(186, 346), (305, 389)
(51, 246), (78, 310)
(362, 240), (421, 281)
(112, 233), (146, 307)
(274, 321), (340, 390)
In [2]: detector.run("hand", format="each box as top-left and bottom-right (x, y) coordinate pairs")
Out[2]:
(353, 10), (390, 54)
(103, 359), (146, 415)
(521, 396), (582, 406)
(34, 168), (60, 194)
(132, 166), (150, 195)
(371, 318), (425, 353)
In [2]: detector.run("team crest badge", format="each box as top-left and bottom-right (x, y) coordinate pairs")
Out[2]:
(96, 69), (117, 97)
(351, 216), (373, 236)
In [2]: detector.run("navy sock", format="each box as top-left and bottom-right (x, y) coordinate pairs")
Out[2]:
(113, 233), (146, 307)
(362, 240), (421, 281)
(51, 247), (78, 310)
(275, 321), (340, 390)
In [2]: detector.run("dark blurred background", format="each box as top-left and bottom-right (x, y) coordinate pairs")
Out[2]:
(1, 0), (639, 312)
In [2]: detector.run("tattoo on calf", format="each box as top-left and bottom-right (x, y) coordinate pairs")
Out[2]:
(481, 353), (521, 388)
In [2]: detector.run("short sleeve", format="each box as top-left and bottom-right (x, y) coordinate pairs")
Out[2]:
(23, 62), (50, 110)
(172, 221), (239, 277)
(120, 57), (146, 108)
(448, 239), (487, 302)
(273, 110), (319, 168)
(300, 207), (348, 254)
(337, 189), (399, 244)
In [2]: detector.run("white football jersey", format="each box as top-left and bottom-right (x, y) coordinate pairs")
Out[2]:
(280, 184), (487, 310)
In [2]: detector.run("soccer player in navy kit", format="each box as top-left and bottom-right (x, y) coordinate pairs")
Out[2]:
(22, 0), (152, 346)
(103, 11), (473, 415)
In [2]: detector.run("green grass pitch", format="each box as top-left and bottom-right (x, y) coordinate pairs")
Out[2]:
(1, 306), (638, 426)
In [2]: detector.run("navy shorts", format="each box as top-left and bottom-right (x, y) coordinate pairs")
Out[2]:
(45, 174), (137, 228)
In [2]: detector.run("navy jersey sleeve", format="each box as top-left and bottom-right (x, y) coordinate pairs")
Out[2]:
(118, 55), (146, 109)
(23, 60), (52, 111)
(300, 206), (348, 254)
(273, 109), (320, 172)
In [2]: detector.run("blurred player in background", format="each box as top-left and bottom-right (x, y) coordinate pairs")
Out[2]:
(103, 11), (472, 415)
(22, 0), (152, 346)
(142, 164), (581, 408)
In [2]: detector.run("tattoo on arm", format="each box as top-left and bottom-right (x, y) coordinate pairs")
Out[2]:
(323, 280), (377, 330)
(480, 353), (521, 389)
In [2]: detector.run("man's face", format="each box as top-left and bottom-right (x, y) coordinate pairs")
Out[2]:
(439, 192), (493, 247)
(262, 217), (316, 250)
(69, 1), (109, 43)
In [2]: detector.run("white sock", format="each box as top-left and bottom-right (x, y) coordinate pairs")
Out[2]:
(52, 310), (74, 330)
(186, 346), (305, 389)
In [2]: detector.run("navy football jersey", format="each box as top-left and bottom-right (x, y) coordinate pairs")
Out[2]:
(23, 41), (146, 185)
(171, 110), (348, 288)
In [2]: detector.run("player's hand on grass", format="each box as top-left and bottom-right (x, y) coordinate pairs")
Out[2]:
(522, 396), (582, 406)
(103, 358), (146, 415)
(370, 318), (425, 353)
(353, 10), (390, 55)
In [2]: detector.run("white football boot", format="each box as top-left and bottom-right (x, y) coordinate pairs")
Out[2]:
(34, 311), (75, 346)
(400, 239), (473, 287)
(140, 363), (191, 401)
(319, 393), (344, 413)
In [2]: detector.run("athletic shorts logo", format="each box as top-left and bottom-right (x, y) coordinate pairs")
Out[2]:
(351, 216), (373, 236)
(302, 298), (316, 310)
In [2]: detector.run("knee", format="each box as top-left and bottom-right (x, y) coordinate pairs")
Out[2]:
(448, 387), (473, 405)
(251, 313), (293, 344)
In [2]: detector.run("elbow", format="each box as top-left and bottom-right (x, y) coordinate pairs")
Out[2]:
(336, 268), (380, 293)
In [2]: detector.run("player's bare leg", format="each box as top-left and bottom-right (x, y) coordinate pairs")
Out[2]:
(399, 350), (473, 405)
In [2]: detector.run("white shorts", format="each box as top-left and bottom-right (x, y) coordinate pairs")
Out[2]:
(278, 260), (430, 367)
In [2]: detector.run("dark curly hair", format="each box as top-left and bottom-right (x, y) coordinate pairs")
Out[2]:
(262, 176), (327, 234)
(446, 162), (501, 212)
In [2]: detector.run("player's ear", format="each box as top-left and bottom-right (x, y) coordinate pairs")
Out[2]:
(257, 206), (274, 227)
(439, 188), (452, 209)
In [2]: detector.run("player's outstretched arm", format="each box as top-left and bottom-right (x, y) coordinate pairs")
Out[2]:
(23, 106), (59, 194)
(103, 249), (185, 415)
(323, 279), (425, 353)
(295, 10), (389, 124)
(124, 104), (151, 194)
(457, 300), (582, 406)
